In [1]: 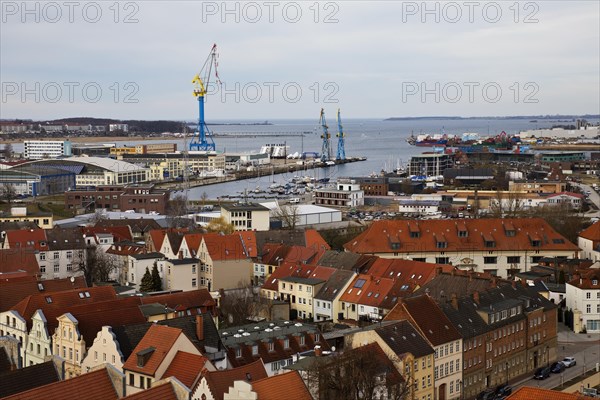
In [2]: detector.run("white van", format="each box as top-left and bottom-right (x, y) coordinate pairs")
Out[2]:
(288, 198), (300, 204)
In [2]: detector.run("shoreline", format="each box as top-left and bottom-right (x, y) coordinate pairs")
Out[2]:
(0, 136), (177, 144)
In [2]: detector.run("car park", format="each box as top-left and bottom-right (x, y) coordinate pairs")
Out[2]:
(533, 366), (551, 380)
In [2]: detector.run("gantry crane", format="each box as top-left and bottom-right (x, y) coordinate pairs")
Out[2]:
(319, 108), (331, 162)
(336, 108), (346, 160)
(190, 44), (221, 152)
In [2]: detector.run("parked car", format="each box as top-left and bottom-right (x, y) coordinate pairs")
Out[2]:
(476, 389), (496, 400)
(533, 366), (551, 380)
(551, 361), (565, 373)
(495, 384), (512, 397)
(562, 357), (576, 368)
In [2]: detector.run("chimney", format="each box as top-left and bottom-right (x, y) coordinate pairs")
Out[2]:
(491, 277), (498, 288)
(196, 314), (204, 341)
(451, 293), (458, 310)
(473, 291), (480, 304)
(314, 345), (322, 357)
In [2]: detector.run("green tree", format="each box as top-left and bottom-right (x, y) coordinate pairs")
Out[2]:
(140, 267), (154, 292)
(151, 263), (162, 291)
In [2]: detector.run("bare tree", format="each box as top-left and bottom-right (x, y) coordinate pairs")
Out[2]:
(2, 143), (13, 160)
(0, 183), (18, 204)
(218, 281), (257, 328)
(489, 190), (525, 218)
(166, 194), (195, 228)
(273, 203), (300, 229)
(75, 246), (119, 285)
(303, 346), (411, 400)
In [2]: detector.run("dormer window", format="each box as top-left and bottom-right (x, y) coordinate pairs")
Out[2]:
(235, 348), (242, 358)
(531, 240), (541, 247)
(436, 241), (447, 249)
(505, 230), (516, 237)
(136, 347), (155, 367)
(268, 342), (274, 352)
(252, 345), (258, 355)
(390, 242), (400, 250)
(485, 241), (495, 248)
(284, 338), (289, 349)
(410, 231), (420, 238)
(592, 280), (598, 286)
(458, 230), (468, 238)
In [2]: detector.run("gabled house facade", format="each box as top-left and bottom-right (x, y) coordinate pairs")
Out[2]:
(566, 269), (600, 333)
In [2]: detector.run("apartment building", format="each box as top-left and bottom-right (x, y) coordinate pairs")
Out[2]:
(345, 219), (579, 279)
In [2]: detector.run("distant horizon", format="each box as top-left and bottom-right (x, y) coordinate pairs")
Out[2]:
(2, 113), (600, 124)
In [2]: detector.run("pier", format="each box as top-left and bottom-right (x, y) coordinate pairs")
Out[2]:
(154, 156), (366, 190)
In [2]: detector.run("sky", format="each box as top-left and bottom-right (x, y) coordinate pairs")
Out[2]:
(1, 1), (599, 120)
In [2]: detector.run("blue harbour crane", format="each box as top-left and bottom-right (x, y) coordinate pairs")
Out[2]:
(190, 44), (221, 152)
(319, 108), (331, 162)
(336, 108), (346, 160)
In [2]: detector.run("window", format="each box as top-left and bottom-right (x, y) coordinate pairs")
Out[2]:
(410, 231), (420, 238)
(586, 304), (591, 313)
(436, 257), (450, 264)
(458, 230), (468, 237)
(53, 265), (60, 272)
(268, 342), (274, 352)
(252, 345), (258, 355)
(485, 240), (495, 248)
(586, 292), (591, 299)
(484, 257), (497, 264)
(53, 252), (59, 259)
(40, 253), (46, 261)
(300, 336), (305, 345)
(129, 373), (134, 386)
(192, 278), (197, 287)
(436, 241), (447, 249)
(235, 348), (241, 358)
(507, 256), (520, 264)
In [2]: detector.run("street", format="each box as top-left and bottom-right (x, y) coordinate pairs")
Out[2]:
(512, 324), (600, 391)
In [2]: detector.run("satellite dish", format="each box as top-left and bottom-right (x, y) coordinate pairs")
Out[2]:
(70, 276), (75, 283)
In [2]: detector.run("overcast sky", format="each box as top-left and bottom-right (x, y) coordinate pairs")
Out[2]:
(1, 1), (599, 120)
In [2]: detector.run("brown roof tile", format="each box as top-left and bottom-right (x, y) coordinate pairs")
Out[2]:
(201, 359), (267, 400)
(251, 370), (312, 400)
(344, 218), (579, 254)
(123, 324), (183, 376)
(506, 387), (588, 400)
(203, 233), (249, 261)
(0, 249), (40, 279)
(122, 381), (179, 400)
(162, 351), (210, 388)
(0, 275), (87, 312)
(2, 367), (119, 400)
(390, 295), (462, 346)
(579, 220), (599, 242)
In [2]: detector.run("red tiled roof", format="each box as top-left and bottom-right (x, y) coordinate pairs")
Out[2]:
(579, 221), (599, 242)
(182, 233), (204, 257)
(304, 229), (330, 250)
(4, 229), (48, 252)
(123, 324), (183, 376)
(10, 286), (118, 331)
(364, 258), (452, 284)
(261, 264), (335, 292)
(344, 218), (579, 254)
(106, 241), (146, 256)
(388, 295), (462, 346)
(0, 248), (40, 277)
(547, 191), (584, 199)
(567, 269), (600, 290)
(2, 367), (119, 400)
(122, 381), (179, 400)
(0, 275), (87, 311)
(147, 229), (168, 252)
(237, 231), (258, 258)
(506, 387), (588, 400)
(82, 226), (133, 242)
(258, 243), (291, 266)
(162, 351), (210, 388)
(203, 233), (249, 261)
(251, 370), (312, 400)
(201, 359), (267, 400)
